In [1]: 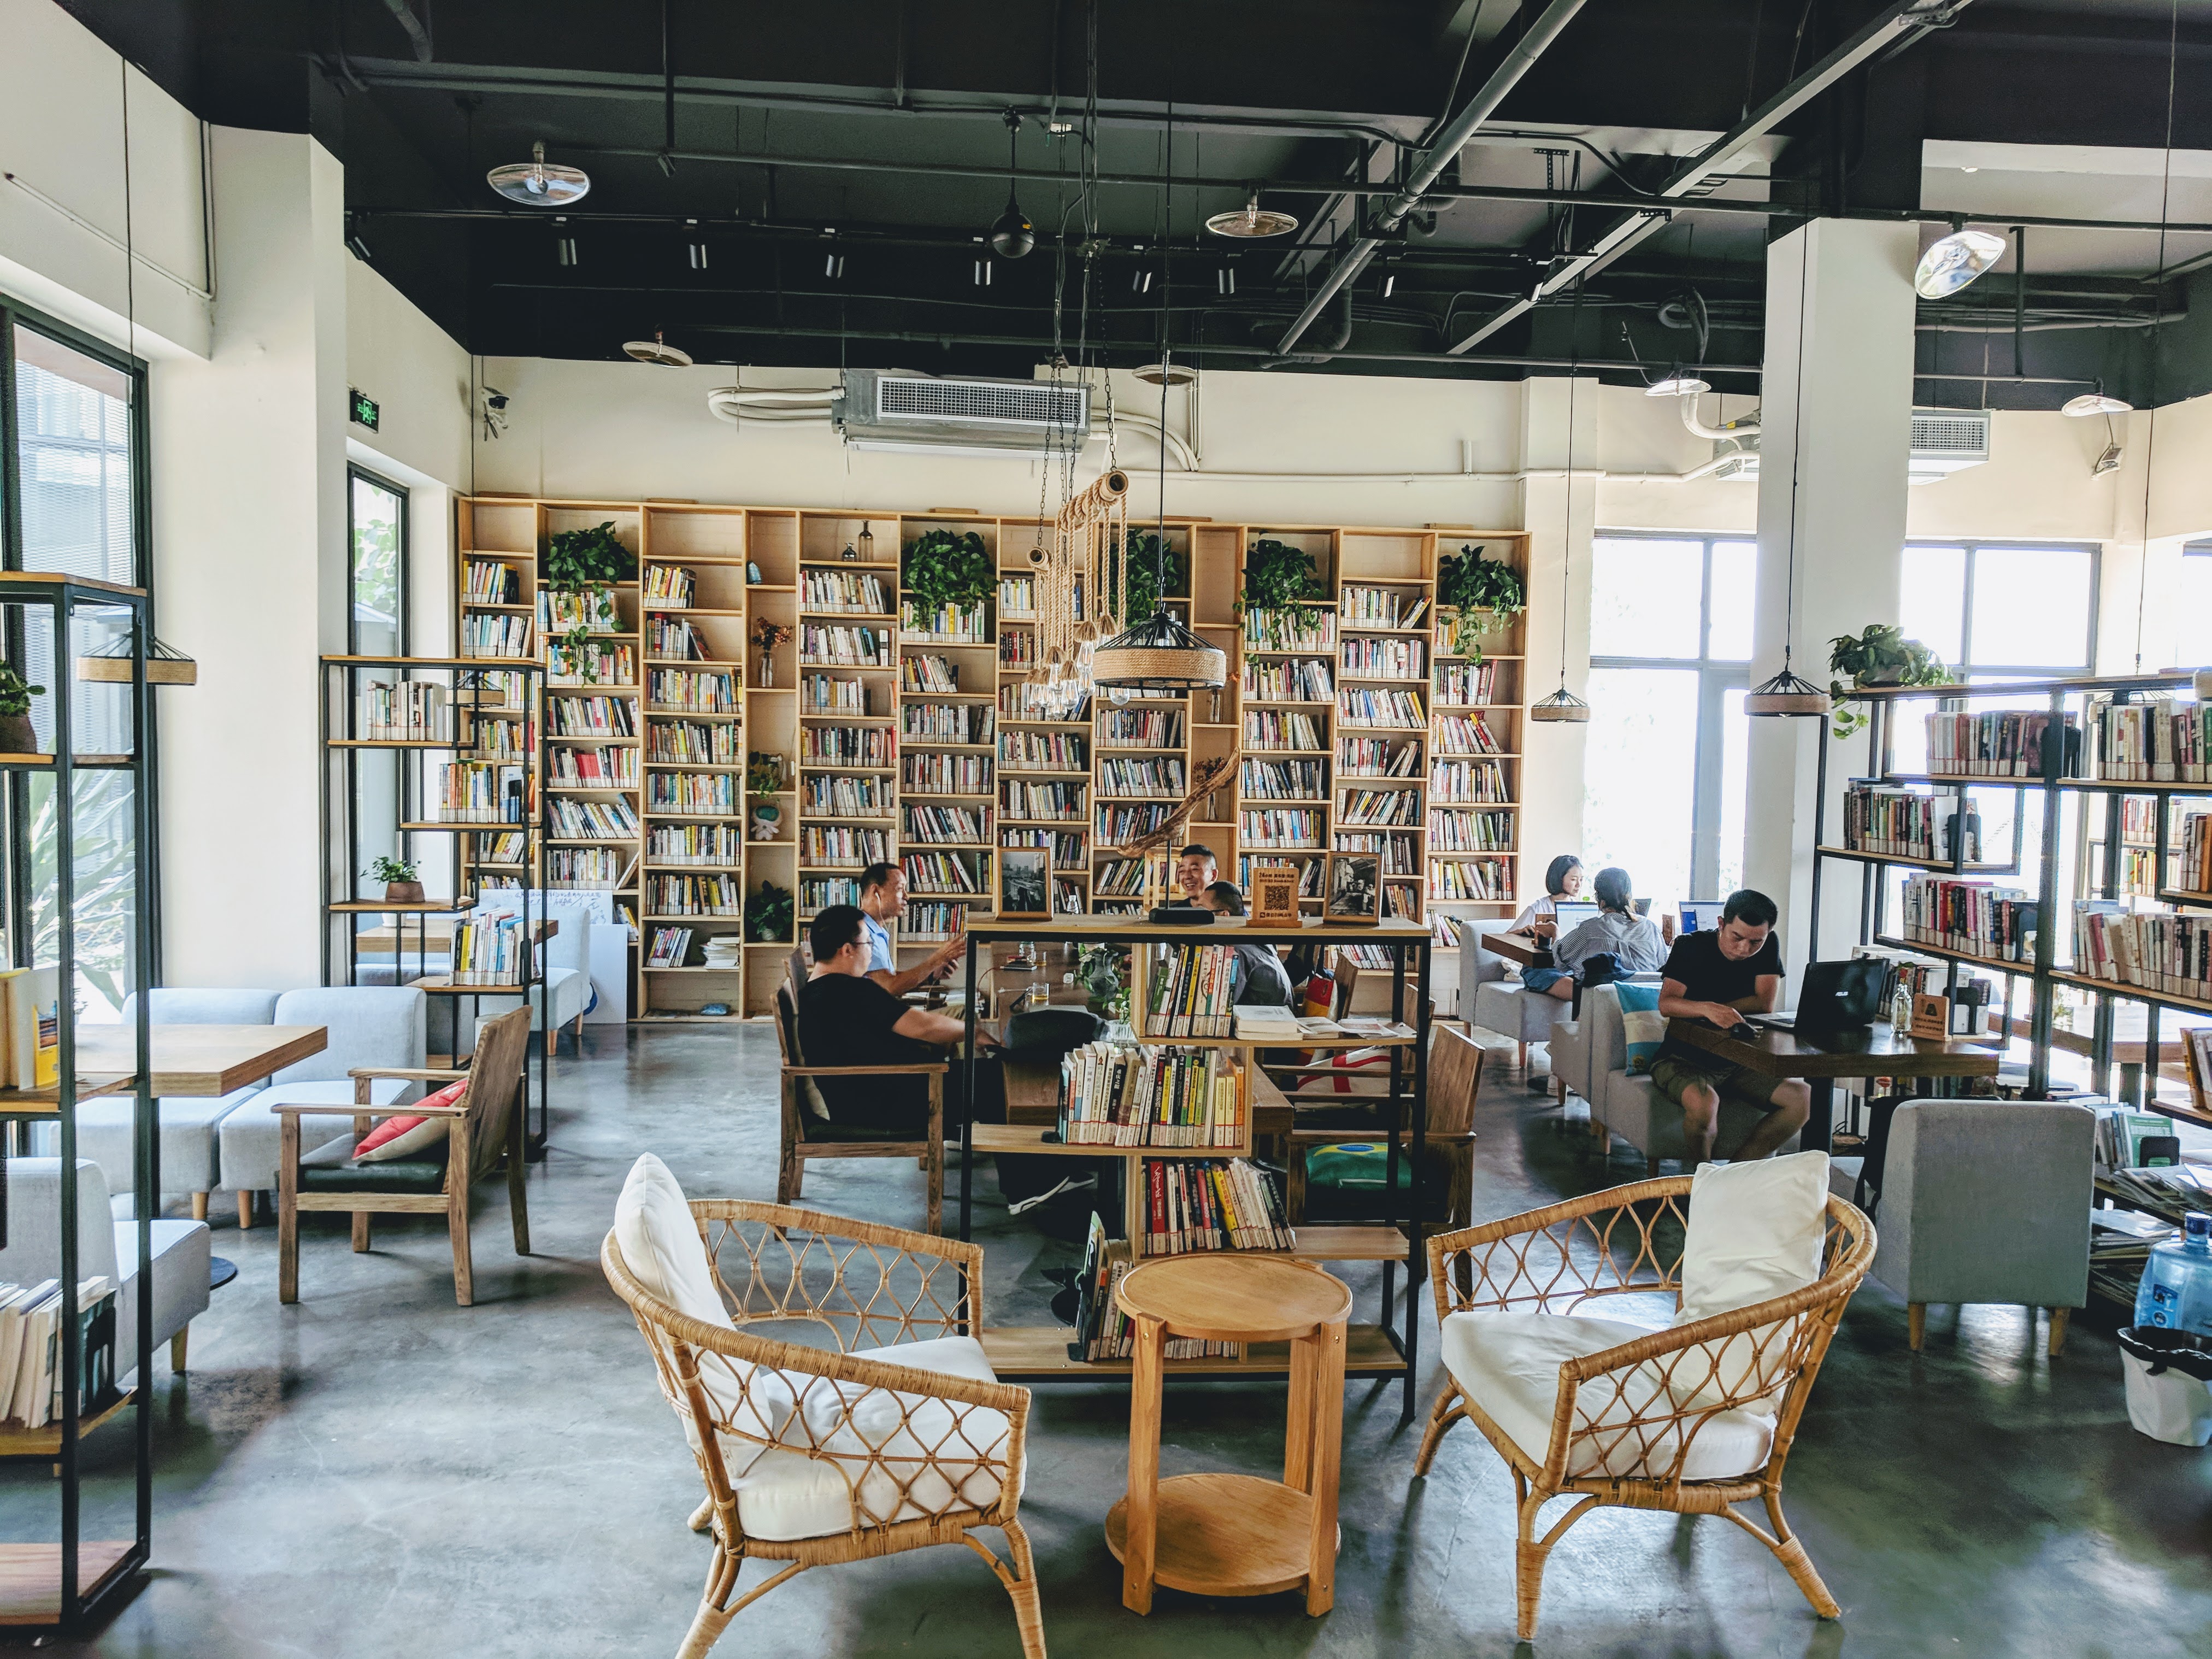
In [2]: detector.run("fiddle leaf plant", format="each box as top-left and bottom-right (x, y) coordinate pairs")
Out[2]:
(902, 528), (993, 614)
(1826, 623), (1954, 738)
(1437, 544), (1526, 661)
(745, 881), (795, 944)
(544, 521), (634, 681)
(1237, 537), (1323, 629)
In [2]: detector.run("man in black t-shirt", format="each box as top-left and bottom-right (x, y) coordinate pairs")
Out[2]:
(1650, 889), (1809, 1164)
(797, 905), (1002, 1133)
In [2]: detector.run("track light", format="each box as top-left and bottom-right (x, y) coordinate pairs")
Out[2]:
(689, 241), (708, 270)
(1217, 264), (1235, 296)
(825, 251), (845, 279)
(1913, 223), (2007, 299)
(975, 260), (991, 287)
(1133, 269), (1152, 294)
(555, 236), (578, 267)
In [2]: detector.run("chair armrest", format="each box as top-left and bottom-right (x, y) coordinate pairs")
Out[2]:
(783, 1063), (951, 1078)
(348, 1066), (469, 1083)
(1425, 1176), (1692, 1324)
(269, 1099), (472, 1119)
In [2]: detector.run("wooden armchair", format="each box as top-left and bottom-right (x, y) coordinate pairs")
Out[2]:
(602, 1189), (1043, 1659)
(773, 980), (945, 1234)
(274, 1004), (532, 1307)
(1416, 1178), (1874, 1639)
(1282, 1022), (1481, 1233)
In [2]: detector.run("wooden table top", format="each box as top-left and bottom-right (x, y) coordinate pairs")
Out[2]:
(1116, 1255), (1352, 1344)
(75, 1024), (327, 1097)
(966, 915), (1430, 944)
(1480, 931), (1552, 968)
(1667, 1017), (2001, 1080)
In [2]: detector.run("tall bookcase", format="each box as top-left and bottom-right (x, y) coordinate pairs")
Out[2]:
(458, 497), (1532, 1021)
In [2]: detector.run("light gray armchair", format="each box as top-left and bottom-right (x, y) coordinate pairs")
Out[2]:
(74, 989), (280, 1222)
(0, 1158), (210, 1378)
(217, 986), (427, 1225)
(1829, 1099), (2093, 1355)
(1579, 984), (1797, 1175)
(1461, 931), (1564, 1075)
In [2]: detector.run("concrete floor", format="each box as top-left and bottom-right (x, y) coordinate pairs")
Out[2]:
(23, 1023), (2212, 1657)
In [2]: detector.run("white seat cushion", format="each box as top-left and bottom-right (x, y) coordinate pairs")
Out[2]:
(78, 1084), (265, 1197)
(734, 1333), (1013, 1543)
(1440, 1309), (1774, 1482)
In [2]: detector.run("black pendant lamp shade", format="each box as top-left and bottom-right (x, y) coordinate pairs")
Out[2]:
(1745, 660), (1832, 717)
(990, 110), (1035, 258)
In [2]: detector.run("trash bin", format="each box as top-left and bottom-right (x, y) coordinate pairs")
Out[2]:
(2116, 1327), (2212, 1446)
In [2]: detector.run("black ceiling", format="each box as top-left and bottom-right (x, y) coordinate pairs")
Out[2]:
(52, 0), (2212, 408)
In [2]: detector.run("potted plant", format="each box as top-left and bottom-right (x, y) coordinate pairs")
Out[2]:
(365, 855), (426, 905)
(1437, 545), (1526, 661)
(1072, 942), (1129, 1022)
(1115, 530), (1188, 627)
(746, 751), (785, 840)
(0, 666), (45, 754)
(902, 528), (993, 614)
(750, 619), (792, 688)
(545, 522), (634, 683)
(745, 881), (794, 944)
(1238, 537), (1323, 628)
(1827, 624), (1955, 736)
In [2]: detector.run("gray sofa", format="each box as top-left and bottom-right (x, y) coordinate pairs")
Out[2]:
(0, 1158), (210, 1378)
(1573, 982), (1798, 1173)
(1830, 1098), (2093, 1354)
(1460, 931), (1565, 1074)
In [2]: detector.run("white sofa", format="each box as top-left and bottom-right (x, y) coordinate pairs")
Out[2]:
(74, 989), (281, 1218)
(219, 986), (427, 1207)
(1460, 931), (1564, 1074)
(0, 1158), (210, 1377)
(1576, 983), (1797, 1173)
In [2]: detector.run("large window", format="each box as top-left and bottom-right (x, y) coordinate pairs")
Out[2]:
(349, 467), (407, 657)
(1, 302), (152, 1016)
(2179, 544), (2212, 630)
(1898, 540), (2098, 680)
(1584, 534), (1756, 909)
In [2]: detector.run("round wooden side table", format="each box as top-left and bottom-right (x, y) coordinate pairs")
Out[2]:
(1104, 1254), (1354, 1616)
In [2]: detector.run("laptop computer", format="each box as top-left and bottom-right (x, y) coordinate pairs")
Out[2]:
(1752, 958), (1886, 1034)
(1551, 900), (1600, 934)
(1676, 899), (1721, 936)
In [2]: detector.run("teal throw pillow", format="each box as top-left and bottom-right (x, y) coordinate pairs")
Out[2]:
(1615, 982), (1665, 1074)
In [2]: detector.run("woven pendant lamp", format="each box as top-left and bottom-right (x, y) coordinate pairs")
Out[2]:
(1529, 684), (1592, 723)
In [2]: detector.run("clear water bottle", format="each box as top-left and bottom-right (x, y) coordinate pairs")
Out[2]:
(2135, 1212), (2212, 1336)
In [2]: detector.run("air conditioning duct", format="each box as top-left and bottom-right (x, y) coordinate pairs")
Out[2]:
(1712, 408), (1992, 486)
(834, 369), (1090, 457)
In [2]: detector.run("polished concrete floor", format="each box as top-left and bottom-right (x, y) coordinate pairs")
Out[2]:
(29, 1023), (2212, 1657)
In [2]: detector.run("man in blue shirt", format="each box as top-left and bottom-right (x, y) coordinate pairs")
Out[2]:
(857, 862), (966, 994)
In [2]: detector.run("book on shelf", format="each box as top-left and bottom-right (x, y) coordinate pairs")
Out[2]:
(548, 847), (634, 891)
(1239, 807), (1324, 849)
(1241, 757), (1327, 799)
(801, 826), (895, 866)
(2093, 1105), (2180, 1172)
(1339, 638), (1426, 680)
(800, 725), (893, 768)
(999, 730), (1087, 769)
(903, 752), (995, 794)
(2183, 811), (2212, 893)
(1339, 789), (1420, 828)
(1232, 1003), (1302, 1041)
(649, 669), (739, 713)
(799, 623), (891, 668)
(1070, 1232), (1239, 1360)
(537, 589), (620, 633)
(1001, 779), (1085, 820)
(1242, 608), (1336, 652)
(1097, 757), (1186, 798)
(1141, 1159), (1294, 1256)
(1333, 831), (1420, 873)
(1897, 875), (2037, 963)
(1428, 807), (1514, 851)
(1238, 854), (1322, 897)
(0, 967), (60, 1091)
(450, 910), (528, 985)
(551, 746), (640, 789)
(647, 926), (694, 968)
(1099, 708), (1183, 748)
(1242, 657), (1334, 702)
(1430, 858), (1513, 902)
(438, 762), (530, 824)
(550, 641), (636, 685)
(2072, 903), (2211, 999)
(999, 681), (1092, 722)
(901, 850), (986, 895)
(1434, 661), (1499, 707)
(1339, 686), (1427, 729)
(646, 823), (743, 864)
(903, 804), (991, 843)
(646, 617), (702, 661)
(549, 796), (640, 839)
(652, 770), (739, 815)
(1140, 945), (1243, 1038)
(902, 702), (994, 744)
(650, 873), (743, 915)
(900, 654), (963, 692)
(1430, 758), (1510, 802)
(1338, 584), (1424, 628)
(1923, 709), (2082, 779)
(1242, 709), (1324, 751)
(997, 574), (1039, 614)
(2086, 696), (2212, 783)
(360, 679), (453, 741)
(1436, 713), (1502, 755)
(643, 564), (697, 607)
(1001, 828), (1087, 864)
(463, 558), (522, 605)
(1096, 803), (1173, 845)
(799, 875), (861, 915)
(547, 696), (638, 738)
(472, 830), (528, 866)
(802, 775), (890, 817)
(1338, 738), (1420, 778)
(1056, 1039), (1243, 1143)
(901, 901), (966, 943)
(901, 600), (990, 642)
(802, 570), (891, 613)
(801, 674), (873, 716)
(2, 1276), (115, 1428)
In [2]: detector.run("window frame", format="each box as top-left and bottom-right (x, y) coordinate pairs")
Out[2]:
(0, 294), (157, 981)
(1587, 531), (1756, 903)
(1903, 538), (2101, 680)
(346, 463), (410, 658)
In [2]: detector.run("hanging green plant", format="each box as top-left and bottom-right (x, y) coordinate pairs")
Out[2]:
(544, 521), (635, 682)
(1238, 538), (1323, 627)
(745, 881), (795, 944)
(1115, 530), (1186, 626)
(1437, 545), (1525, 661)
(902, 529), (993, 611)
(1826, 624), (1955, 738)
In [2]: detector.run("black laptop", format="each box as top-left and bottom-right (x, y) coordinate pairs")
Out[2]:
(1752, 959), (1885, 1035)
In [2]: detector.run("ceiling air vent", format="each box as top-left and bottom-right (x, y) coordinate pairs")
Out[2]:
(1715, 407), (1991, 486)
(839, 369), (1091, 456)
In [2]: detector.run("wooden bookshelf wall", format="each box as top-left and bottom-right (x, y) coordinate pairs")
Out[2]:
(458, 495), (1531, 1020)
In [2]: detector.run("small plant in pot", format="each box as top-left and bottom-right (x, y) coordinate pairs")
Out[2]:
(545, 521), (636, 683)
(746, 751), (786, 841)
(902, 528), (993, 614)
(745, 881), (794, 944)
(1437, 545), (1526, 662)
(1236, 537), (1323, 630)
(1827, 624), (1955, 737)
(0, 667), (44, 754)
(365, 855), (426, 905)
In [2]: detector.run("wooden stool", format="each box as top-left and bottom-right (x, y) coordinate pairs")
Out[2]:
(1105, 1254), (1354, 1616)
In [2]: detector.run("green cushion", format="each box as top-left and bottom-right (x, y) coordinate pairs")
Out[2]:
(298, 1133), (451, 1195)
(1307, 1142), (1412, 1192)
(800, 1115), (925, 1144)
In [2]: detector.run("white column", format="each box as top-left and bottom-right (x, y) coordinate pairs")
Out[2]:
(1517, 374), (1597, 883)
(151, 128), (350, 989)
(1743, 219), (1919, 976)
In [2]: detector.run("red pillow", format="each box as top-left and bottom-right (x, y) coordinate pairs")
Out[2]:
(355, 1079), (467, 1161)
(1295, 1046), (1391, 1095)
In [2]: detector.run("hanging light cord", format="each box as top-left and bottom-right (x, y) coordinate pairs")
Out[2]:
(1555, 268), (1587, 690)
(2136, 0), (2178, 674)
(1154, 86), (1173, 614)
(1779, 242), (1812, 674)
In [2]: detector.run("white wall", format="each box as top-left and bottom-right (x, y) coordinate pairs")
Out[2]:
(0, 0), (210, 358)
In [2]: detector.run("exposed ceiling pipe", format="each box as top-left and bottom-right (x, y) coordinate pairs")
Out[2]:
(374, 0), (433, 63)
(1679, 391), (1753, 442)
(1275, 0), (1592, 356)
(1446, 0), (1977, 355)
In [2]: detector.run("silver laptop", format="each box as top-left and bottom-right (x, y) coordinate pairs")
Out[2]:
(1552, 900), (1600, 933)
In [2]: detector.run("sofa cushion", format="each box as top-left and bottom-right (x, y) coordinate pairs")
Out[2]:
(77, 1083), (265, 1197)
(1440, 1309), (1773, 1482)
(1615, 983), (1666, 1074)
(120, 989), (280, 1026)
(268, 987), (427, 1085)
(1673, 1152), (1830, 1408)
(218, 1079), (415, 1192)
(354, 1080), (464, 1162)
(114, 1217), (210, 1375)
(733, 1333), (1014, 1542)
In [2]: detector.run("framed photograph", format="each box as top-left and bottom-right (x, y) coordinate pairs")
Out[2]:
(998, 847), (1051, 919)
(2187, 1027), (2212, 1119)
(1323, 853), (1380, 922)
(1249, 864), (1303, 927)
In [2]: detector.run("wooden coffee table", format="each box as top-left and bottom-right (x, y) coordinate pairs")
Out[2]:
(1105, 1254), (1354, 1616)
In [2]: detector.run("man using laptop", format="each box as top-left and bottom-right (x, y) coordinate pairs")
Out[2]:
(1651, 888), (1809, 1164)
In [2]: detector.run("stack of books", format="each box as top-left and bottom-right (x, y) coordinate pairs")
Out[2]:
(1139, 1159), (1295, 1254)
(1070, 1219), (1237, 1361)
(1055, 1041), (1243, 1146)
(0, 1278), (116, 1427)
(1232, 1003), (1302, 1044)
(1142, 946), (1240, 1037)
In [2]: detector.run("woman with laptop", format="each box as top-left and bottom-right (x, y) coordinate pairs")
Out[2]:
(1522, 866), (1666, 999)
(1511, 855), (1585, 938)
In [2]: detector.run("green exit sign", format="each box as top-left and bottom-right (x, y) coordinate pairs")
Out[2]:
(350, 388), (379, 430)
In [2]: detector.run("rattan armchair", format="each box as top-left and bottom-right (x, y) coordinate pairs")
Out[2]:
(603, 1197), (1044, 1659)
(1415, 1177), (1874, 1640)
